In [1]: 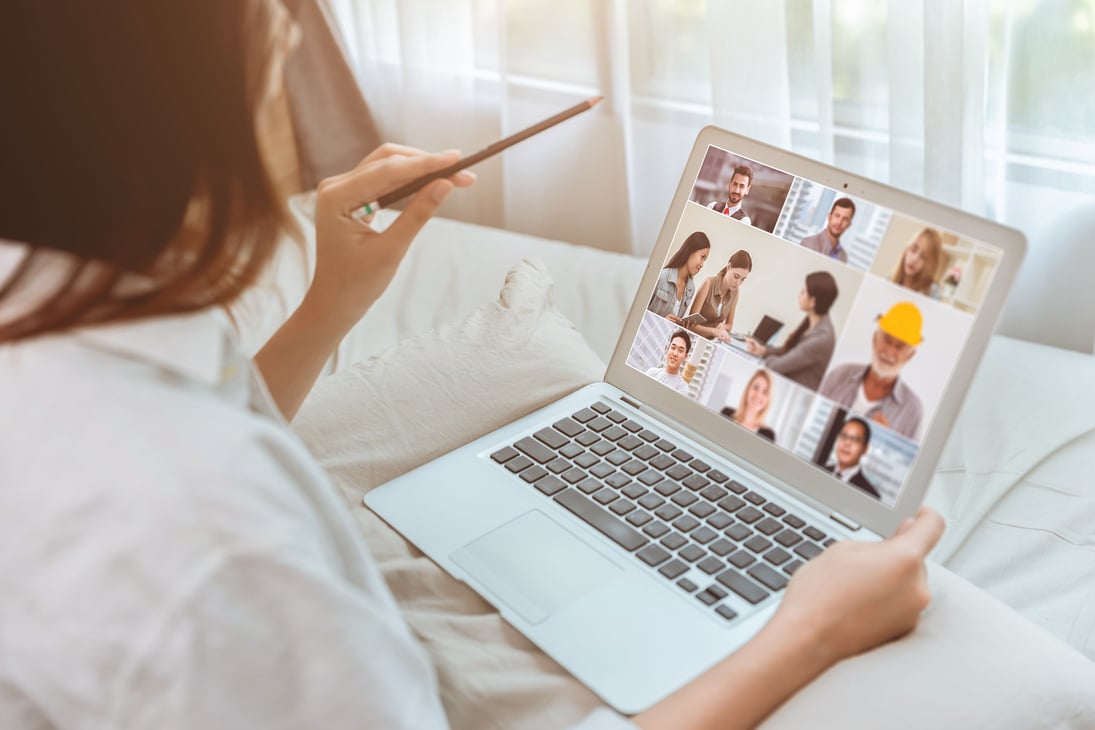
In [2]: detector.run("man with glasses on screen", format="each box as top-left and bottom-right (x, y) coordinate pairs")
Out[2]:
(823, 417), (880, 498)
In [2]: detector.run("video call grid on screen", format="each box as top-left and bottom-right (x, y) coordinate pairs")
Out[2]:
(628, 144), (1003, 508)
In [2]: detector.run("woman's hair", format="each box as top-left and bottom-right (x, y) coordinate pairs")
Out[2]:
(664, 231), (711, 272)
(0, 3), (294, 342)
(891, 227), (943, 294)
(728, 249), (753, 271)
(783, 271), (839, 351)
(734, 369), (771, 425)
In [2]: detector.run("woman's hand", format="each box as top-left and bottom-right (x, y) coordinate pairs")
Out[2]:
(744, 337), (766, 356)
(714, 323), (732, 342)
(308, 144), (476, 328)
(666, 314), (684, 325)
(767, 506), (944, 665)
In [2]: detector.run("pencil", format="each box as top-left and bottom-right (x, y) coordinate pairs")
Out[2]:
(351, 95), (603, 222)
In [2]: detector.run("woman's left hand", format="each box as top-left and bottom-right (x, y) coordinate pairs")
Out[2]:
(308, 144), (476, 328)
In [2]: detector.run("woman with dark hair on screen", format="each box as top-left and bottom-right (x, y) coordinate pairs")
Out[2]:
(688, 248), (752, 342)
(0, 4), (943, 729)
(720, 369), (777, 441)
(647, 230), (710, 323)
(892, 227), (944, 299)
(746, 271), (839, 390)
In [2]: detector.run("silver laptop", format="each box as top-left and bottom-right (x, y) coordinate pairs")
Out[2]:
(364, 126), (1026, 713)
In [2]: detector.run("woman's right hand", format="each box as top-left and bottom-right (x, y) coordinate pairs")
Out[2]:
(744, 337), (765, 356)
(767, 506), (944, 664)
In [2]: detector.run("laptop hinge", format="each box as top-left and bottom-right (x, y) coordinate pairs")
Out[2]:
(620, 395), (643, 410)
(829, 511), (861, 531)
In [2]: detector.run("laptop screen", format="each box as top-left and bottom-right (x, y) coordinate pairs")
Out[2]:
(625, 143), (1004, 508)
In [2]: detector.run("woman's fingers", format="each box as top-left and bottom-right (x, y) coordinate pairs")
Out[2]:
(354, 142), (433, 170)
(380, 179), (455, 250)
(325, 149), (461, 216)
(891, 507), (945, 556)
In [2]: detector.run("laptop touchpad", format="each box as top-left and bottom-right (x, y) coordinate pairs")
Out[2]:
(451, 510), (622, 625)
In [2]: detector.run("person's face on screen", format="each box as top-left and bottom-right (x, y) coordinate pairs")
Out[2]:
(723, 267), (749, 291)
(797, 285), (814, 313)
(727, 173), (751, 204)
(835, 421), (868, 468)
(827, 205), (854, 239)
(745, 375), (770, 414)
(687, 248), (710, 277)
(870, 329), (916, 379)
(903, 236), (928, 278)
(666, 336), (688, 372)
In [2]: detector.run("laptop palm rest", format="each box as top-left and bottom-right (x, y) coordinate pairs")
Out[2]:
(451, 510), (622, 625)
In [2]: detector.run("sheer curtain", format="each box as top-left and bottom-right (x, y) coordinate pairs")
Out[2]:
(329, 0), (1095, 256)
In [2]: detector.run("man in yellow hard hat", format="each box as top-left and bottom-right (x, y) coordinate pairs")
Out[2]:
(818, 302), (924, 440)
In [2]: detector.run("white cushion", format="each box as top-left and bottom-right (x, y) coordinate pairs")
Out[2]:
(291, 260), (1095, 729)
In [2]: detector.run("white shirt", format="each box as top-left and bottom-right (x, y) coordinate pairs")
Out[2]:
(645, 366), (690, 395)
(0, 259), (633, 729)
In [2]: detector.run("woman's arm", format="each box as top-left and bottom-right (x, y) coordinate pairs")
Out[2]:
(255, 145), (475, 420)
(763, 327), (832, 378)
(687, 279), (722, 340)
(634, 508), (944, 730)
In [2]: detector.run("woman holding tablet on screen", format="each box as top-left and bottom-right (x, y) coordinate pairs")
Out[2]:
(687, 249), (753, 341)
(647, 231), (711, 323)
(746, 271), (839, 390)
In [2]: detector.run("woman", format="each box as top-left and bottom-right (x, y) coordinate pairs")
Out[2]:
(688, 248), (752, 341)
(891, 227), (944, 299)
(746, 271), (839, 390)
(720, 369), (777, 441)
(647, 231), (710, 323)
(0, 5), (943, 729)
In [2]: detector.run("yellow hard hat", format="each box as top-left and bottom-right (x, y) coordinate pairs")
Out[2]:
(877, 301), (923, 346)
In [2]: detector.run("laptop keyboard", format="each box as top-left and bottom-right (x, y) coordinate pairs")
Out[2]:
(489, 400), (836, 624)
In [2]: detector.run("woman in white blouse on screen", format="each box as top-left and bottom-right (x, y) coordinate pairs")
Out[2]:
(0, 4), (942, 729)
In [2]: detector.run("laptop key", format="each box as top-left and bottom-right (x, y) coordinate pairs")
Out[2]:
(764, 547), (792, 566)
(587, 416), (612, 432)
(574, 452), (599, 468)
(577, 477), (601, 494)
(590, 462), (614, 478)
(683, 475), (710, 491)
(697, 556), (724, 575)
(710, 538), (735, 556)
(658, 559), (688, 580)
(748, 563), (789, 591)
(671, 492), (698, 508)
(804, 526), (827, 541)
(655, 504), (682, 521)
(728, 550), (756, 569)
(707, 469), (730, 483)
(666, 464), (692, 481)
(717, 495), (745, 513)
(660, 532), (687, 551)
(507, 457), (535, 475)
(576, 431), (599, 446)
(774, 529), (803, 547)
(678, 545), (706, 563)
(689, 502), (715, 519)
(724, 524), (751, 541)
(794, 541), (823, 560)
(591, 402), (611, 414)
(654, 481), (680, 497)
(643, 521), (670, 538)
(572, 408), (597, 423)
(696, 589), (719, 606)
(634, 444), (661, 461)
(762, 503), (786, 517)
(690, 459), (711, 474)
(638, 429), (660, 443)
(743, 491), (766, 506)
(609, 500), (635, 516)
(707, 513), (733, 530)
(606, 472), (633, 488)
(606, 451), (630, 466)
(745, 535), (772, 553)
(655, 438), (677, 452)
(677, 578), (698, 593)
(515, 437), (554, 464)
(626, 510), (653, 527)
(637, 544), (671, 567)
(553, 418), (585, 437)
(618, 435), (644, 451)
(603, 426), (628, 442)
(491, 446), (519, 464)
(605, 410), (627, 424)
(621, 419), (643, 433)
(783, 514), (806, 529)
(691, 526), (717, 544)
(823, 538), (836, 547)
(670, 447), (693, 462)
(592, 488), (617, 505)
(622, 483), (648, 500)
(516, 466), (543, 481)
(755, 517), (783, 536)
(783, 559), (804, 576)
(737, 506), (763, 523)
(535, 475), (567, 496)
(561, 468), (586, 484)
(560, 442), (584, 459)
(707, 584), (728, 600)
(535, 427), (569, 449)
(715, 604), (739, 621)
(554, 489), (648, 551)
(637, 493), (664, 511)
(726, 480), (748, 494)
(638, 469), (663, 485)
(672, 515), (700, 533)
(716, 569), (769, 604)
(546, 458), (570, 474)
(651, 454), (677, 471)
(700, 485), (728, 502)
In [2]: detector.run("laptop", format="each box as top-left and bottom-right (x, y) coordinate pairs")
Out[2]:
(364, 126), (1026, 713)
(729, 314), (783, 346)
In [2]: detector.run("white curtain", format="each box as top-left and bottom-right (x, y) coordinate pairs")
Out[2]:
(329, 0), (1095, 256)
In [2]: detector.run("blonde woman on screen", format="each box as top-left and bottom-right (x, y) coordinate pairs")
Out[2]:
(892, 227), (944, 299)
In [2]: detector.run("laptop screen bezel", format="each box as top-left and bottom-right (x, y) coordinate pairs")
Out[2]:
(604, 125), (1026, 537)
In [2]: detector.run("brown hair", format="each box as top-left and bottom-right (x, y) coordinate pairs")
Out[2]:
(664, 231), (711, 272)
(0, 3), (294, 342)
(891, 227), (943, 295)
(783, 271), (839, 351)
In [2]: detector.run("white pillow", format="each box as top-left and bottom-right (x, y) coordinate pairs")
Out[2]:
(292, 260), (1095, 729)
